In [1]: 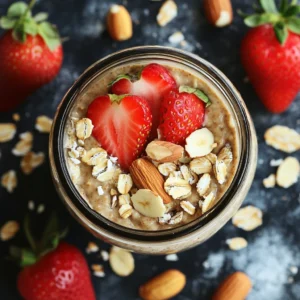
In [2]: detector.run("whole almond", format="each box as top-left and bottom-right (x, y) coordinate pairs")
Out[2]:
(107, 5), (133, 41)
(212, 272), (252, 300)
(146, 140), (184, 163)
(139, 269), (186, 300)
(129, 158), (172, 204)
(204, 0), (233, 28)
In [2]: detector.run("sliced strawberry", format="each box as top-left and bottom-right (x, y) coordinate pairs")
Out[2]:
(87, 94), (152, 171)
(110, 63), (177, 139)
(158, 86), (210, 145)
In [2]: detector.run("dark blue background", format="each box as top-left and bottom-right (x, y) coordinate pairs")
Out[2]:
(0, 0), (300, 299)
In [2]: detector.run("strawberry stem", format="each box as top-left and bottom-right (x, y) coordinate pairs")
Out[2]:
(24, 214), (37, 255)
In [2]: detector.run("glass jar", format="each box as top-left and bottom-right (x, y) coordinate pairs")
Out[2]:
(49, 46), (257, 254)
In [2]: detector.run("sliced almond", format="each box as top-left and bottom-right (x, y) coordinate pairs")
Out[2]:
(180, 165), (198, 185)
(109, 246), (134, 277)
(276, 157), (299, 188)
(117, 174), (133, 194)
(263, 174), (276, 188)
(189, 157), (212, 175)
(131, 189), (166, 218)
(75, 118), (94, 140)
(146, 140), (183, 163)
(0, 123), (17, 143)
(35, 115), (53, 133)
(82, 148), (107, 166)
(158, 162), (177, 177)
(232, 205), (263, 231)
(119, 204), (133, 219)
(214, 159), (227, 184)
(21, 152), (45, 175)
(197, 173), (211, 196)
(185, 128), (216, 158)
(1, 170), (17, 193)
(265, 125), (300, 153)
(157, 0), (177, 27)
(226, 237), (248, 251)
(164, 177), (192, 200)
(180, 200), (196, 215)
(0, 220), (19, 241)
(12, 132), (33, 156)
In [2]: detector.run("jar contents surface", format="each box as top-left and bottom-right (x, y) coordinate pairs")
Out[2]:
(64, 62), (239, 231)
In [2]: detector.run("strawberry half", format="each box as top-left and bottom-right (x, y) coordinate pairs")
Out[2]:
(87, 94), (152, 171)
(109, 63), (177, 139)
(158, 86), (211, 145)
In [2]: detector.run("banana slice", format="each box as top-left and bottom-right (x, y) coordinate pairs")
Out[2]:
(131, 189), (166, 218)
(185, 128), (216, 158)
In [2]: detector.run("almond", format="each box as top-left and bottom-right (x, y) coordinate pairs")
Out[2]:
(204, 0), (233, 28)
(107, 5), (133, 41)
(212, 272), (252, 300)
(130, 158), (172, 204)
(139, 269), (186, 300)
(146, 140), (183, 163)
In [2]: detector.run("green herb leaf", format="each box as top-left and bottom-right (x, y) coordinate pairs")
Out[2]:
(283, 5), (300, 17)
(274, 22), (288, 44)
(287, 16), (300, 33)
(34, 12), (48, 23)
(179, 86), (211, 107)
(259, 0), (278, 13)
(7, 2), (28, 18)
(0, 16), (17, 29)
(279, 0), (289, 13)
(108, 74), (132, 87)
(24, 18), (38, 35)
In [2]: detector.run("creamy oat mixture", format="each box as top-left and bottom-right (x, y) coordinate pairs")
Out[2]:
(64, 63), (239, 230)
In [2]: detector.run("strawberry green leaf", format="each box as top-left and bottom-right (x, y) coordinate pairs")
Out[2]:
(259, 0), (278, 13)
(279, 0), (289, 13)
(244, 13), (279, 27)
(0, 16), (16, 29)
(287, 17), (300, 34)
(7, 2), (29, 18)
(12, 27), (26, 43)
(283, 5), (300, 17)
(33, 12), (48, 23)
(179, 86), (211, 107)
(274, 22), (288, 44)
(108, 74), (132, 87)
(108, 94), (127, 103)
(38, 22), (61, 51)
(24, 214), (37, 253)
(24, 18), (38, 35)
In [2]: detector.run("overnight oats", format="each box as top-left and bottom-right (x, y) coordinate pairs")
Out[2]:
(63, 62), (239, 231)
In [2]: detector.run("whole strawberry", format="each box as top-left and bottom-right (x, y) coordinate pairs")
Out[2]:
(0, 0), (63, 111)
(240, 0), (300, 113)
(158, 86), (210, 145)
(12, 215), (95, 300)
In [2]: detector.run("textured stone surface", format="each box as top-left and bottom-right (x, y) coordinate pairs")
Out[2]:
(0, 0), (299, 299)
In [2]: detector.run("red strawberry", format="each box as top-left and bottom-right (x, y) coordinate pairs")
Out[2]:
(110, 63), (177, 139)
(240, 1), (300, 113)
(0, 0), (63, 111)
(87, 94), (152, 171)
(18, 242), (95, 300)
(158, 86), (210, 145)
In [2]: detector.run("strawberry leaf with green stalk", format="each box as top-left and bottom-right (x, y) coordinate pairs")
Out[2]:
(240, 0), (300, 44)
(0, 0), (60, 50)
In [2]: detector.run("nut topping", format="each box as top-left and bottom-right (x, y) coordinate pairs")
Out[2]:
(157, 0), (178, 27)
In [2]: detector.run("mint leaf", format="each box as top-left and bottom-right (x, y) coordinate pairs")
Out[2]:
(259, 0), (278, 13)
(0, 16), (16, 29)
(7, 2), (29, 18)
(108, 74), (132, 87)
(274, 22), (288, 45)
(179, 86), (211, 107)
(24, 18), (38, 35)
(287, 17), (300, 34)
(34, 12), (48, 23)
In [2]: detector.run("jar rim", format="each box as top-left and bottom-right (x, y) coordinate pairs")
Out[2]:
(49, 46), (255, 242)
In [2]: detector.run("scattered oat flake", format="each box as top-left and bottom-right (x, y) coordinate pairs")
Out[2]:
(76, 118), (94, 140)
(180, 200), (195, 215)
(226, 237), (248, 251)
(168, 31), (184, 44)
(21, 152), (45, 174)
(265, 125), (300, 153)
(12, 132), (33, 156)
(101, 250), (109, 261)
(276, 157), (299, 188)
(1, 170), (17, 193)
(232, 205), (263, 231)
(86, 242), (99, 254)
(12, 113), (20, 122)
(157, 0), (177, 26)
(270, 158), (283, 167)
(263, 174), (276, 188)
(165, 254), (178, 261)
(35, 115), (53, 133)
(0, 221), (19, 241)
(28, 200), (35, 211)
(91, 264), (105, 277)
(0, 123), (17, 143)
(37, 204), (45, 214)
